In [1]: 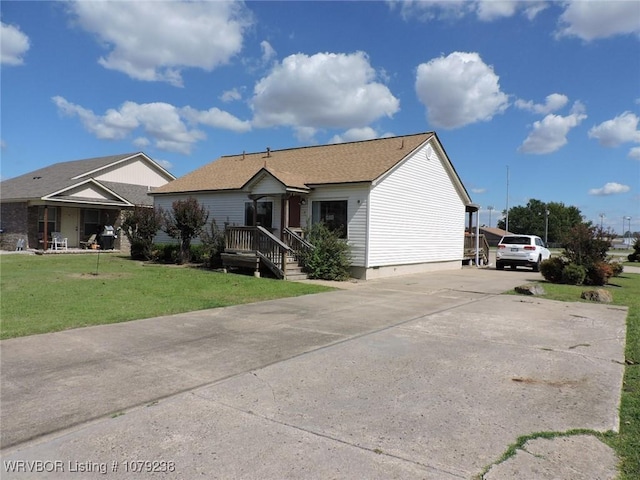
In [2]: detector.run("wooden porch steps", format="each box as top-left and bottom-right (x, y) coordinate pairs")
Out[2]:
(221, 251), (307, 280)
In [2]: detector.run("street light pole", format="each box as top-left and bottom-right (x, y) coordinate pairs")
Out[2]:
(545, 209), (549, 245)
(599, 213), (605, 230)
(487, 206), (494, 227)
(625, 216), (632, 245)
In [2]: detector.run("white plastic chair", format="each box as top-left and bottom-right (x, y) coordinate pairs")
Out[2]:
(51, 232), (68, 250)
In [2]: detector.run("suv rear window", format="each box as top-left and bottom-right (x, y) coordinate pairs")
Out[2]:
(500, 236), (532, 245)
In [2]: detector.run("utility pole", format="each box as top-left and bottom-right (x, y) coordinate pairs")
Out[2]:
(487, 206), (494, 227)
(599, 213), (604, 230)
(505, 166), (509, 232)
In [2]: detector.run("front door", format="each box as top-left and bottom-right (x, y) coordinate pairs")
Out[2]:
(288, 195), (302, 228)
(60, 207), (79, 247)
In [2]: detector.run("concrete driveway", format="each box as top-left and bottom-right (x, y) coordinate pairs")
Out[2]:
(0, 267), (627, 479)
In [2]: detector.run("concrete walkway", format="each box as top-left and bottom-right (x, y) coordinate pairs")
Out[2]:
(0, 267), (628, 479)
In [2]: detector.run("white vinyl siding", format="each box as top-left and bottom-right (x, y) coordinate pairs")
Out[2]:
(68, 185), (112, 200)
(95, 158), (170, 186)
(301, 185), (368, 267)
(368, 142), (465, 267)
(153, 191), (282, 244)
(249, 175), (285, 196)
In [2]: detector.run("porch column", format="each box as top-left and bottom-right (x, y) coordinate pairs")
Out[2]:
(281, 195), (290, 240)
(43, 206), (48, 251)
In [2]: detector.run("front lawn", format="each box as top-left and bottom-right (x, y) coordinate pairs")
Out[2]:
(0, 253), (333, 340)
(530, 274), (639, 480)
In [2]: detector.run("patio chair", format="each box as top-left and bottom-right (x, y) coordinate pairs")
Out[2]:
(80, 233), (97, 249)
(51, 232), (68, 250)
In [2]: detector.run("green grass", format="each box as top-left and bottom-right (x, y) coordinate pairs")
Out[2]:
(513, 273), (640, 480)
(0, 253), (333, 340)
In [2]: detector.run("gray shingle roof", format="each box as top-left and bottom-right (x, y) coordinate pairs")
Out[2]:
(0, 153), (158, 206)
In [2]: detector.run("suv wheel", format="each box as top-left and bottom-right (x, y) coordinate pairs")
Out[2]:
(533, 256), (541, 272)
(496, 261), (504, 270)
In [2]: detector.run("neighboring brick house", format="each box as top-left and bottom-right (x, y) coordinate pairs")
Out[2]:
(0, 153), (175, 251)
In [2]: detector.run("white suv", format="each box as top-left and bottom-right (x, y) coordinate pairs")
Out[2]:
(496, 234), (551, 272)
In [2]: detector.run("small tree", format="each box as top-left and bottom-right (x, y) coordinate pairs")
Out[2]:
(161, 197), (209, 264)
(562, 224), (612, 285)
(121, 206), (163, 260)
(300, 222), (351, 281)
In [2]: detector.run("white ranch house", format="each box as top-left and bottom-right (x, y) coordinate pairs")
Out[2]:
(152, 132), (481, 280)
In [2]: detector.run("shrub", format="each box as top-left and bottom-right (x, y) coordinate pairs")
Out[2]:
(585, 261), (613, 286)
(628, 238), (640, 262)
(189, 244), (206, 264)
(562, 224), (610, 269)
(121, 206), (163, 260)
(561, 263), (586, 285)
(300, 222), (351, 281)
(161, 197), (209, 264)
(540, 257), (565, 283)
(199, 220), (226, 268)
(610, 261), (624, 277)
(151, 244), (180, 264)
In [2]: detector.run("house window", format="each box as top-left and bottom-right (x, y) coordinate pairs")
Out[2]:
(83, 209), (100, 236)
(245, 201), (273, 229)
(38, 206), (57, 234)
(312, 200), (348, 238)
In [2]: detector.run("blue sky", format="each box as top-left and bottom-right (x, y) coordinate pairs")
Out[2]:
(2, 0), (639, 234)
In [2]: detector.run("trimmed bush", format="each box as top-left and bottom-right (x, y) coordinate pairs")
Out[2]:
(301, 222), (351, 281)
(628, 238), (640, 262)
(151, 244), (180, 264)
(540, 257), (565, 283)
(561, 263), (586, 285)
(610, 261), (624, 277)
(585, 261), (613, 286)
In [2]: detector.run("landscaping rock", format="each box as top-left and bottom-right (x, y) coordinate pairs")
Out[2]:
(580, 289), (612, 303)
(514, 284), (545, 296)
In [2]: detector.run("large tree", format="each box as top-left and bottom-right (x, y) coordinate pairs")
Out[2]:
(497, 199), (584, 244)
(161, 197), (209, 264)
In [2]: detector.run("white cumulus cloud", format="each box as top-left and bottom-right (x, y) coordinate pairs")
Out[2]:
(629, 146), (640, 161)
(557, 0), (640, 40)
(251, 51), (399, 130)
(67, 0), (251, 86)
(389, 0), (547, 22)
(588, 111), (640, 147)
(588, 182), (631, 196)
(519, 102), (587, 154)
(515, 94), (569, 115)
(53, 96), (250, 153)
(182, 106), (251, 133)
(415, 51), (509, 129)
(1, 21), (30, 65)
(329, 127), (380, 144)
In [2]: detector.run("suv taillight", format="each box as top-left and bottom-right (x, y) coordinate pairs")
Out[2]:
(498, 244), (505, 249)
(524, 246), (536, 250)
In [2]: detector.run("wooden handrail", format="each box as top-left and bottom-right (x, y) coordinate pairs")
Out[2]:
(464, 233), (490, 265)
(225, 226), (292, 278)
(283, 227), (314, 262)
